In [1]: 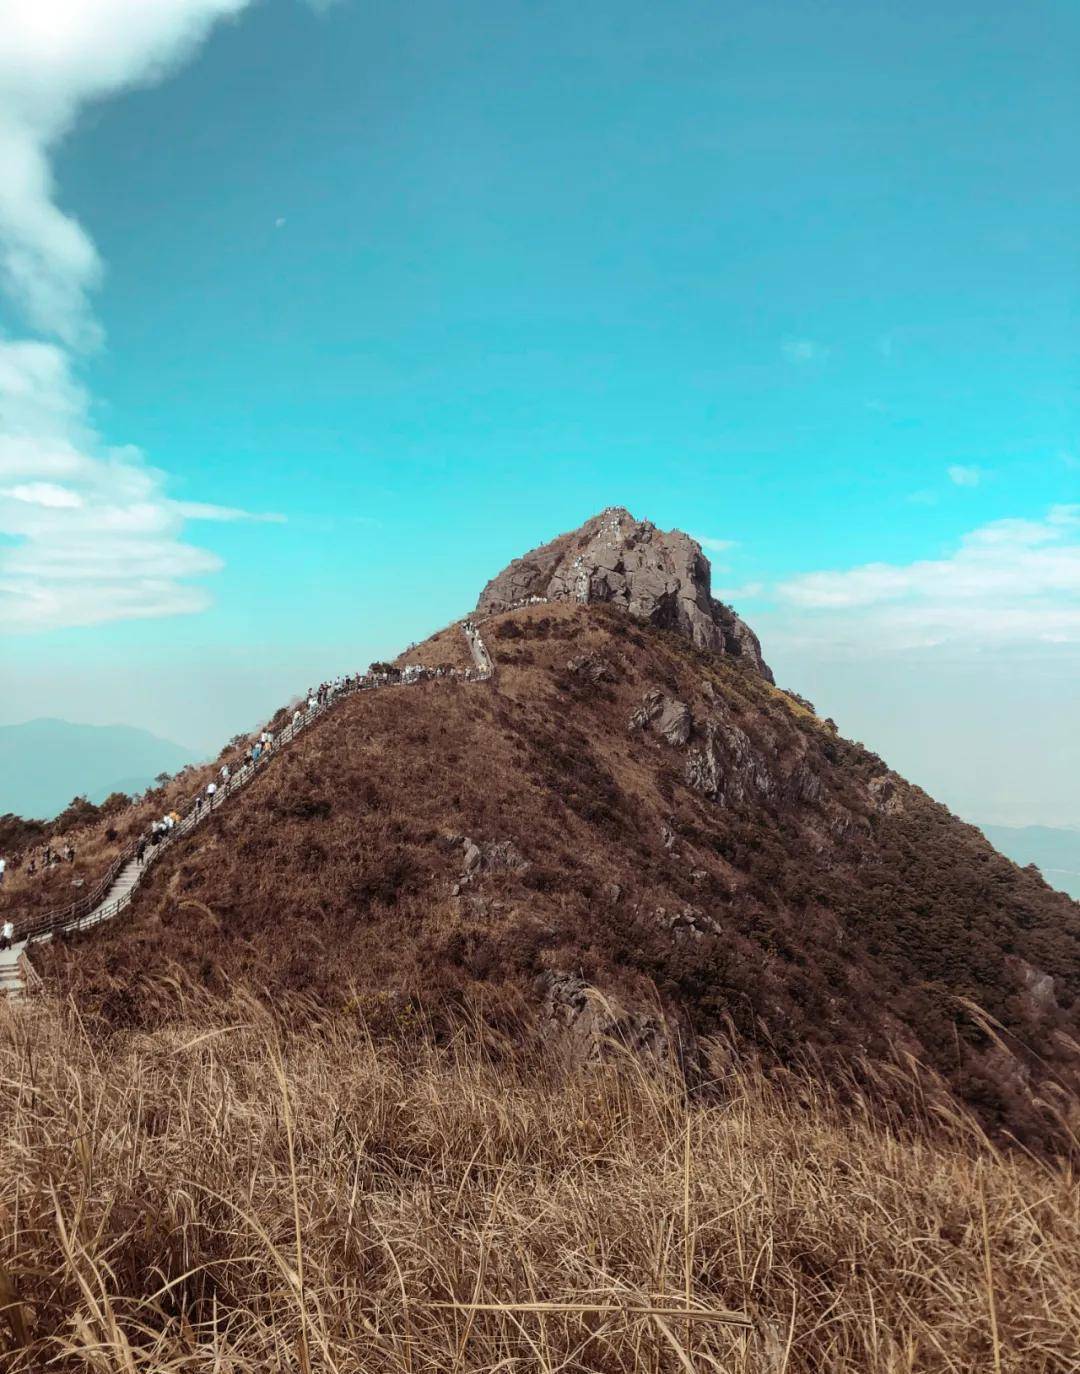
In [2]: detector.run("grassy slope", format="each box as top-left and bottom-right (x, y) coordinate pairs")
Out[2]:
(36, 602), (1080, 1148)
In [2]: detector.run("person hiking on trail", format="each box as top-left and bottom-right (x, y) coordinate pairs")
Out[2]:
(292, 707), (302, 729)
(0, 856), (5, 886)
(136, 836), (147, 864)
(307, 693), (317, 713)
(220, 763), (230, 784)
(206, 781), (217, 805)
(0, 919), (13, 951)
(253, 741), (262, 763)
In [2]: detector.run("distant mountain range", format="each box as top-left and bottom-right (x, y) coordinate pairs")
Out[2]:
(978, 824), (1080, 902)
(0, 718), (198, 820)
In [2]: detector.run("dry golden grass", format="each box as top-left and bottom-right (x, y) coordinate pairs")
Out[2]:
(1, 982), (1077, 1372)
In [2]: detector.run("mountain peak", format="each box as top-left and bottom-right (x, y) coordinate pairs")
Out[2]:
(476, 507), (773, 681)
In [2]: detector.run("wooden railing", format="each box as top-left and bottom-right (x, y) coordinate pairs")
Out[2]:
(18, 949), (44, 993)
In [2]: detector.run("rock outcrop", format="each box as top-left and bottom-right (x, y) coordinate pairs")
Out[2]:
(477, 507), (773, 681)
(534, 970), (672, 1061)
(628, 689), (693, 746)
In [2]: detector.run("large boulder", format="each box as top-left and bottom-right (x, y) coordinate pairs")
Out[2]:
(628, 689), (693, 746)
(476, 507), (773, 681)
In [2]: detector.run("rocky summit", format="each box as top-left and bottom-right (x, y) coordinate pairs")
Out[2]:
(476, 506), (774, 681)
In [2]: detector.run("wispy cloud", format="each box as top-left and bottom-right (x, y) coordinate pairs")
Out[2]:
(692, 534), (736, 554)
(0, 2), (279, 632)
(173, 501), (286, 523)
(774, 506), (1080, 651)
(782, 338), (830, 365)
(714, 580), (764, 601)
(947, 464), (983, 488)
(3, 481), (83, 509)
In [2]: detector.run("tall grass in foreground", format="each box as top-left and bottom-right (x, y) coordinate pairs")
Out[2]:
(1, 984), (1077, 1372)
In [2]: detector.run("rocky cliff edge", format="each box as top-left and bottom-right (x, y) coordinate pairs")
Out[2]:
(476, 507), (773, 681)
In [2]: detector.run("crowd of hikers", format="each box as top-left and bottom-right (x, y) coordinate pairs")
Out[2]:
(128, 661), (488, 866)
(132, 676), (363, 865)
(1, 630), (493, 939)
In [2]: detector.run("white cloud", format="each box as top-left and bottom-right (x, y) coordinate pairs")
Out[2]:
(947, 464), (983, 487)
(173, 500), (286, 523)
(0, 0), (252, 345)
(714, 581), (764, 601)
(774, 508), (1080, 651)
(692, 534), (735, 554)
(0, 338), (89, 436)
(0, 323), (274, 634)
(782, 338), (830, 365)
(3, 480), (83, 507)
(0, 2), (283, 632)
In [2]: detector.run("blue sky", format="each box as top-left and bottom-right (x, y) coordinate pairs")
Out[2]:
(1, 0), (1078, 826)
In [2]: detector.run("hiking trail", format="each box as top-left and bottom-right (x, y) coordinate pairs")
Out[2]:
(0, 622), (493, 997)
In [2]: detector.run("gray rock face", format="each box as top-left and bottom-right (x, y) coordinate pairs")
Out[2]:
(686, 714), (775, 806)
(459, 836), (530, 881)
(657, 698), (693, 747)
(628, 689), (693, 746)
(868, 774), (904, 816)
(477, 507), (773, 681)
(533, 970), (672, 1061)
(566, 653), (618, 683)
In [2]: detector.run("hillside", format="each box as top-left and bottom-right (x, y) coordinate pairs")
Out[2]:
(0, 718), (196, 819)
(28, 511), (1080, 1150)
